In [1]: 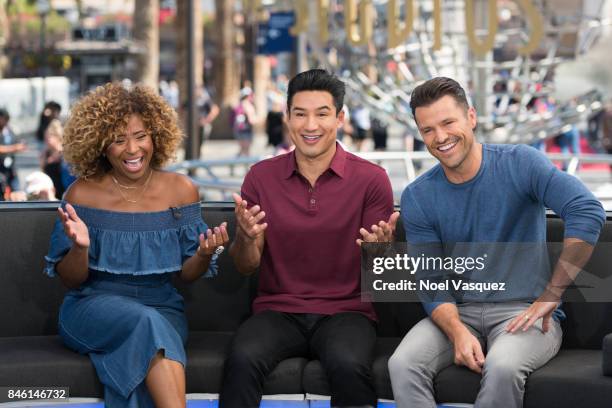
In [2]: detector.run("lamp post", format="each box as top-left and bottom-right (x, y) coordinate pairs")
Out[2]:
(37, 0), (50, 106)
(186, 0), (198, 162)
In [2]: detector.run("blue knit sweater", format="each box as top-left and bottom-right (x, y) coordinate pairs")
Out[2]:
(400, 143), (606, 315)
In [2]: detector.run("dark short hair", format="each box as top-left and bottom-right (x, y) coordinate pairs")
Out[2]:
(410, 77), (470, 118)
(287, 69), (345, 116)
(45, 101), (62, 113)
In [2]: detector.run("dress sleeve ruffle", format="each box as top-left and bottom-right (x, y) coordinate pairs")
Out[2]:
(43, 218), (73, 277)
(43, 203), (218, 278)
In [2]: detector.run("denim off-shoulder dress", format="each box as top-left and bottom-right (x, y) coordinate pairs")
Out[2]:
(44, 202), (217, 408)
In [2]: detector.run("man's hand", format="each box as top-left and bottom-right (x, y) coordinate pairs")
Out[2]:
(506, 300), (560, 334)
(430, 303), (484, 373)
(0, 142), (27, 154)
(8, 191), (26, 201)
(507, 238), (594, 334)
(452, 328), (485, 374)
(233, 193), (267, 240)
(230, 193), (265, 275)
(14, 142), (27, 153)
(356, 211), (400, 246)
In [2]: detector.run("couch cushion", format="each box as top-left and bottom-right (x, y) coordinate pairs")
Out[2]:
(434, 365), (481, 403)
(185, 331), (231, 393)
(371, 337), (400, 399)
(302, 337), (400, 398)
(0, 336), (103, 397)
(367, 346), (612, 406)
(262, 357), (308, 395)
(304, 344), (612, 407)
(0, 204), (255, 337)
(186, 331), (307, 394)
(0, 207), (66, 337)
(0, 332), (306, 398)
(562, 303), (612, 350)
(604, 333), (612, 376)
(302, 337), (479, 403)
(178, 205), (256, 333)
(525, 349), (612, 408)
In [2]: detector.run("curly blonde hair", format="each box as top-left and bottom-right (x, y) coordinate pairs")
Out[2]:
(63, 82), (184, 178)
(45, 119), (63, 141)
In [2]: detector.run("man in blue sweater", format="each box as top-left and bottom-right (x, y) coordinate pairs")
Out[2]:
(388, 77), (606, 408)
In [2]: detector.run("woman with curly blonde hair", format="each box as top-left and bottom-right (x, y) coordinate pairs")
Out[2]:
(40, 119), (66, 198)
(44, 82), (229, 408)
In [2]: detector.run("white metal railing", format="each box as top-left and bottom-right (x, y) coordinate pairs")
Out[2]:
(169, 151), (612, 202)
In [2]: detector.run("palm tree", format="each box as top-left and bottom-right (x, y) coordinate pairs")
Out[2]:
(74, 0), (84, 22)
(214, 0), (239, 108)
(0, 0), (9, 78)
(210, 0), (240, 139)
(133, 0), (159, 89)
(175, 0), (203, 126)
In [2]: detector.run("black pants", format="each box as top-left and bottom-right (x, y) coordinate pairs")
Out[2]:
(219, 310), (377, 408)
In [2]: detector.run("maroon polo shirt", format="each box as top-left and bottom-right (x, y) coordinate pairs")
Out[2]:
(241, 143), (394, 321)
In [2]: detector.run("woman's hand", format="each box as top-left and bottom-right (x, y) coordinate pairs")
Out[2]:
(197, 222), (230, 257)
(58, 203), (90, 249)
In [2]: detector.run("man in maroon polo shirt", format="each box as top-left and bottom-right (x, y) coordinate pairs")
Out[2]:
(219, 69), (398, 408)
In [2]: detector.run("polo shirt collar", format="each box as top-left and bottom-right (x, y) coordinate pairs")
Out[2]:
(284, 142), (347, 179)
(329, 142), (347, 178)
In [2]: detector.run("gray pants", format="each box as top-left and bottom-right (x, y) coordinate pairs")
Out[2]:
(388, 302), (562, 408)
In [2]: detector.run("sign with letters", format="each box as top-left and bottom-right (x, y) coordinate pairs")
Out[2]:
(288, 0), (544, 57)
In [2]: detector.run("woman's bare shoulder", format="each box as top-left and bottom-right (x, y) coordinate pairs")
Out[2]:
(158, 171), (199, 206)
(63, 177), (109, 207)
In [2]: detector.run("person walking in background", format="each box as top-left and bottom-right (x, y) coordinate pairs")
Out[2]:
(371, 117), (388, 151)
(24, 171), (58, 201)
(528, 96), (555, 152)
(602, 101), (612, 172)
(0, 108), (26, 200)
(336, 104), (353, 143)
(558, 125), (581, 156)
(265, 100), (284, 149)
(351, 103), (371, 151)
(232, 88), (256, 157)
(554, 123), (581, 171)
(198, 86), (220, 141)
(554, 99), (581, 168)
(36, 101), (61, 144)
(44, 83), (228, 408)
(40, 119), (67, 199)
(160, 79), (180, 110)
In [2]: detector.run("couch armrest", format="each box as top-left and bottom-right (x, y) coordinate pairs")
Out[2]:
(604, 333), (612, 376)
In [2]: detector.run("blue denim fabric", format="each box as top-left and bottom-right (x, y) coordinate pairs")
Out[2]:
(45, 203), (218, 407)
(59, 271), (188, 408)
(44, 202), (218, 277)
(558, 126), (581, 155)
